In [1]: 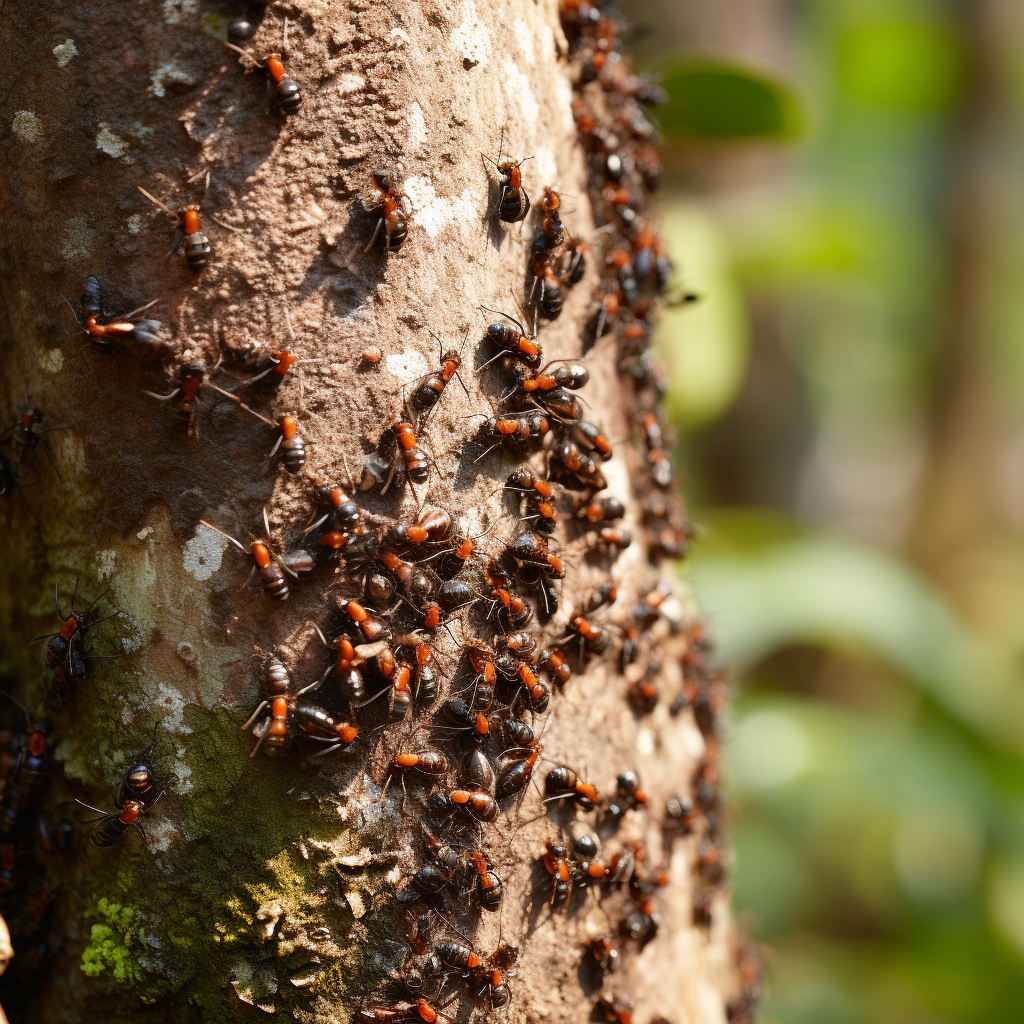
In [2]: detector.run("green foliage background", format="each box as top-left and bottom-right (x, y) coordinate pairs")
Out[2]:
(627, 0), (1024, 1020)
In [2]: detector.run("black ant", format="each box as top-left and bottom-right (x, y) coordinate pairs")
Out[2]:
(2, 404), (64, 483)
(225, 40), (302, 115)
(484, 131), (532, 224)
(33, 582), (119, 682)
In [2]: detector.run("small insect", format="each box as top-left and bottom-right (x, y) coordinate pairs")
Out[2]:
(76, 276), (164, 353)
(549, 438), (606, 491)
(226, 44), (302, 114)
(34, 582), (117, 682)
(266, 414), (306, 473)
(544, 766), (599, 809)
(74, 797), (148, 847)
(5, 405), (63, 481)
(427, 788), (498, 823)
(198, 510), (309, 601)
(366, 169), (411, 252)
(479, 305), (542, 372)
(576, 496), (625, 523)
(587, 935), (620, 975)
(561, 615), (610, 657)
(542, 840), (572, 907)
(409, 333), (470, 423)
(137, 188), (212, 271)
(380, 421), (431, 490)
(142, 359), (209, 434)
(473, 411), (549, 462)
(495, 744), (541, 801)
(572, 420), (613, 461)
(469, 852), (503, 910)
(485, 133), (532, 223)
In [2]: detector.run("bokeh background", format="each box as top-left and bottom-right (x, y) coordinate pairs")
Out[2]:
(620, 1), (1024, 1020)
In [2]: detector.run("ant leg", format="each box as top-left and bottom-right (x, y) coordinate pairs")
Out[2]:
(364, 218), (384, 254)
(241, 702), (269, 732)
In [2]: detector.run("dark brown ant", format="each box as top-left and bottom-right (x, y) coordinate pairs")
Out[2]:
(544, 766), (599, 809)
(408, 333), (470, 424)
(34, 582), (118, 682)
(74, 750), (165, 847)
(198, 509), (310, 601)
(3, 404), (63, 483)
(572, 420), (613, 461)
(549, 438), (606, 491)
(472, 411), (550, 463)
(478, 303), (542, 372)
(137, 188), (212, 271)
(74, 276), (164, 355)
(366, 169), (411, 252)
(495, 743), (541, 801)
(225, 44), (302, 114)
(484, 132), (532, 223)
(541, 839), (572, 907)
(427, 789), (498, 823)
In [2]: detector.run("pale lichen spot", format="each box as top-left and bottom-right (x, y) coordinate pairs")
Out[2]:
(503, 60), (539, 125)
(336, 72), (366, 96)
(534, 147), (558, 189)
(403, 175), (480, 239)
(149, 61), (199, 98)
(53, 39), (78, 67)
(96, 124), (130, 158)
(127, 214), (144, 235)
(384, 348), (431, 382)
(513, 20), (535, 64)
(184, 527), (226, 581)
(162, 0), (199, 25)
(152, 681), (193, 733)
(389, 26), (410, 47)
(555, 73), (576, 131)
(407, 101), (428, 150)
(12, 111), (42, 143)
(61, 214), (95, 261)
(39, 347), (64, 373)
(636, 726), (655, 757)
(94, 549), (117, 580)
(450, 1), (490, 68)
(148, 816), (178, 852)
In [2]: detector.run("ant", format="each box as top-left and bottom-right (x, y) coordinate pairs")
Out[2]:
(225, 42), (302, 114)
(137, 187), (212, 272)
(484, 131), (532, 224)
(407, 332), (470, 426)
(365, 169), (411, 252)
(33, 582), (119, 683)
(478, 302), (542, 372)
(198, 509), (311, 601)
(74, 743), (165, 847)
(2, 404), (64, 483)
(73, 276), (164, 355)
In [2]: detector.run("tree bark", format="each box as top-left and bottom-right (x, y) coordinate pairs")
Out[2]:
(0, 2), (751, 1023)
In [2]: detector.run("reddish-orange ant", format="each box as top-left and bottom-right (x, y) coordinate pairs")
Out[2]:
(365, 169), (411, 252)
(137, 187), (212, 271)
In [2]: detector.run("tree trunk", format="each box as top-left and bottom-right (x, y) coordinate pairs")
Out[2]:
(0, 2), (752, 1022)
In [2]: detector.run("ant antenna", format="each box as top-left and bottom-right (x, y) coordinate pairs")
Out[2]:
(198, 520), (248, 554)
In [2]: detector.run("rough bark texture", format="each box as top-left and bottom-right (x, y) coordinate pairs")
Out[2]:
(0, 2), (751, 1023)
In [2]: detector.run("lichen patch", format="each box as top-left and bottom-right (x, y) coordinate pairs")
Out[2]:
(12, 110), (42, 142)
(450, 1), (491, 68)
(183, 528), (226, 581)
(53, 39), (78, 67)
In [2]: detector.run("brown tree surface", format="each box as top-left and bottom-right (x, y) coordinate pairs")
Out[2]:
(0, 1), (754, 1022)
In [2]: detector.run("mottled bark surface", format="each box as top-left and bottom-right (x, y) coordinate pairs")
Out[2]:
(0, 2), (747, 1022)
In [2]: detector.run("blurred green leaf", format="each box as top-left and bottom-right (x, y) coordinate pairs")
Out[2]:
(656, 57), (803, 140)
(686, 529), (1024, 752)
(655, 202), (749, 427)
(837, 20), (964, 112)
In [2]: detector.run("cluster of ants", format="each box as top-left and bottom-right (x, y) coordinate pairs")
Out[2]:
(0, 1), (761, 1020)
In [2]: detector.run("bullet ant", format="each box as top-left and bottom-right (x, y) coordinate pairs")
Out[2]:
(484, 132), (532, 224)
(33, 582), (119, 682)
(225, 43), (302, 114)
(137, 188), (212, 272)
(408, 333), (470, 425)
(365, 169), (411, 252)
(198, 509), (311, 601)
(73, 276), (164, 355)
